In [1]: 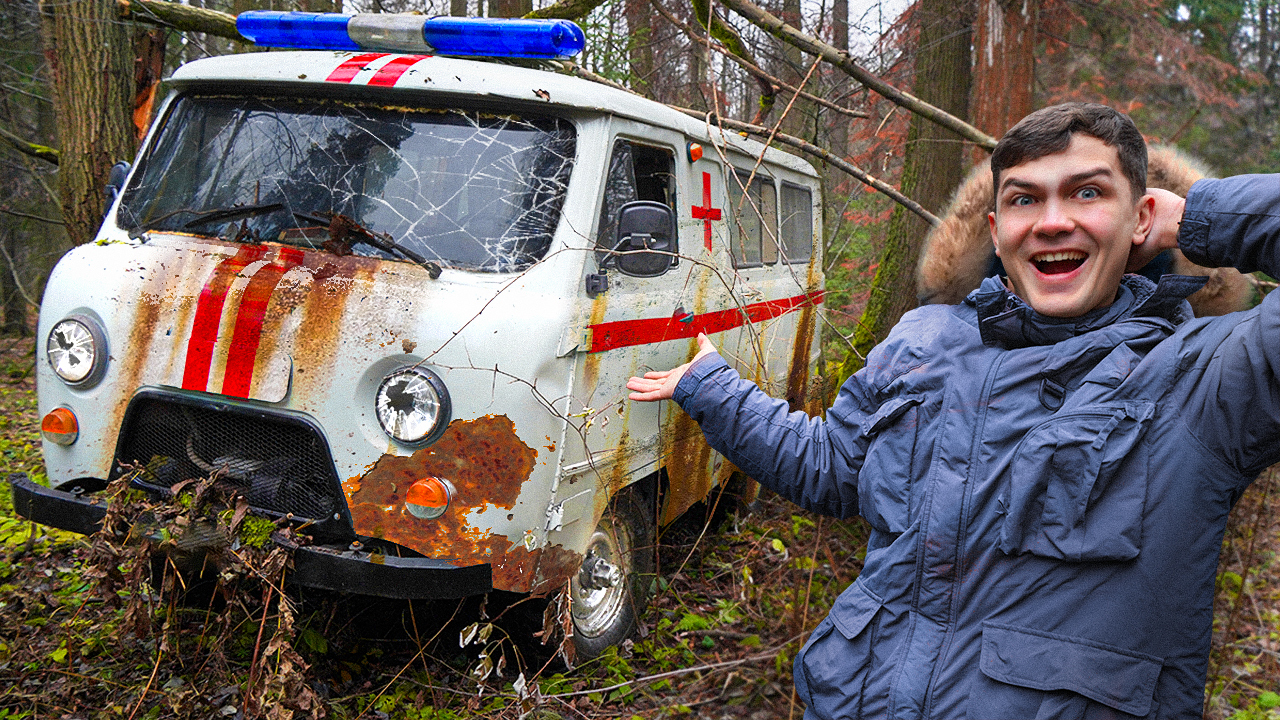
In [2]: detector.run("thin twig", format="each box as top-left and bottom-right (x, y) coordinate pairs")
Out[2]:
(0, 208), (63, 225)
(542, 639), (804, 699)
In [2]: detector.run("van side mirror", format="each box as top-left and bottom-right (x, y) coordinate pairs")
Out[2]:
(104, 161), (131, 217)
(610, 201), (676, 278)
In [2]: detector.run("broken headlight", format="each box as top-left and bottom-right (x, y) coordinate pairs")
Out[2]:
(375, 366), (451, 446)
(47, 315), (108, 387)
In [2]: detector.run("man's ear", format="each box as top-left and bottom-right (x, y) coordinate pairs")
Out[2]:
(1131, 193), (1156, 248)
(989, 211), (1000, 257)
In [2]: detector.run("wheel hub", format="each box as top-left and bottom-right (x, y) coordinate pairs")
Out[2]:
(570, 521), (632, 639)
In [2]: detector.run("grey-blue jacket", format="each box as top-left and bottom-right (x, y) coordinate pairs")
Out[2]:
(672, 174), (1280, 719)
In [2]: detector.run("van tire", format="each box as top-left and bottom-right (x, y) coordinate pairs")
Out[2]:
(570, 492), (654, 660)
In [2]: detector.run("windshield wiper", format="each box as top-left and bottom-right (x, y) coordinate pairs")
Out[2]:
(293, 211), (442, 279)
(182, 202), (285, 229)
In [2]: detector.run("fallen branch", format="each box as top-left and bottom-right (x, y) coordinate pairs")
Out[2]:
(556, 63), (935, 226)
(673, 107), (940, 227)
(524, 0), (609, 19)
(717, 0), (997, 150)
(119, 0), (247, 42)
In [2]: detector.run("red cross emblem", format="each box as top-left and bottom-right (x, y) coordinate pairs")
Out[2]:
(690, 171), (722, 252)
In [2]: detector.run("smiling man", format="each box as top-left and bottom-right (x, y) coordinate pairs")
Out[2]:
(628, 103), (1280, 719)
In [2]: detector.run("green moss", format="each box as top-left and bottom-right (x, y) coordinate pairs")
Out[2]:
(237, 515), (275, 550)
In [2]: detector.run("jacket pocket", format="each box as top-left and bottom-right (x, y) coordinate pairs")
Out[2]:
(795, 581), (882, 719)
(970, 621), (1162, 719)
(999, 402), (1155, 561)
(858, 395), (925, 534)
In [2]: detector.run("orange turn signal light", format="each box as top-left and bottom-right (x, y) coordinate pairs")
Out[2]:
(406, 476), (454, 520)
(41, 407), (79, 446)
(687, 142), (704, 163)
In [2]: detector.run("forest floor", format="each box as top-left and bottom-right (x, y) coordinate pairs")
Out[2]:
(0, 331), (1276, 720)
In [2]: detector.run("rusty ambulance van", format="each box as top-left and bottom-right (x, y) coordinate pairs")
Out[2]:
(10, 13), (824, 657)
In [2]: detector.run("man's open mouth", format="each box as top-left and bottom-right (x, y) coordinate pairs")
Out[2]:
(1033, 250), (1087, 275)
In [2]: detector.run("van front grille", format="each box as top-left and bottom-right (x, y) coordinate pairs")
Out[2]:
(111, 392), (346, 525)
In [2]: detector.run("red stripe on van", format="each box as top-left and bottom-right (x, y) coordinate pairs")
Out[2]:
(587, 290), (824, 354)
(368, 55), (429, 87)
(182, 244), (269, 392)
(220, 246), (307, 398)
(326, 53), (389, 83)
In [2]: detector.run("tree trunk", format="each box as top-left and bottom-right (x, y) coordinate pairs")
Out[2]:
(40, 0), (135, 246)
(625, 0), (654, 93)
(489, 0), (532, 17)
(972, 0), (1036, 154)
(839, 0), (972, 381)
(828, 0), (849, 162)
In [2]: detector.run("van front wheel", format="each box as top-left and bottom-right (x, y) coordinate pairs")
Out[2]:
(569, 494), (654, 660)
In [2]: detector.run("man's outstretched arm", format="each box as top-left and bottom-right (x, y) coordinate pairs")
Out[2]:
(626, 333), (886, 519)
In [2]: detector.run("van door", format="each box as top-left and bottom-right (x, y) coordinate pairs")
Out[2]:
(556, 120), (735, 530)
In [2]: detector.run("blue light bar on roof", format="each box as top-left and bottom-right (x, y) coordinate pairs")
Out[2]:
(236, 11), (585, 59)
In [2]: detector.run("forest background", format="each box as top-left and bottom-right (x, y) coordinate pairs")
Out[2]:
(0, 0), (1278, 717)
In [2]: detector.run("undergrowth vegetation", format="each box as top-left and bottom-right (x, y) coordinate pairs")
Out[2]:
(0, 310), (1277, 720)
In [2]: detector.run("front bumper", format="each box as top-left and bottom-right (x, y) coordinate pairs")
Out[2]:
(7, 472), (492, 599)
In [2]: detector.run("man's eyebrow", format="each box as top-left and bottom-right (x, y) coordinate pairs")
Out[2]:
(1000, 166), (1114, 193)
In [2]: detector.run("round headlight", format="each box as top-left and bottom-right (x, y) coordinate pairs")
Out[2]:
(375, 366), (451, 446)
(47, 315), (108, 387)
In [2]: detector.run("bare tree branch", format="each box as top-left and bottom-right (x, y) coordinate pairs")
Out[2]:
(1, 208), (63, 226)
(558, 62), (936, 225)
(524, 0), (609, 20)
(672, 108), (940, 226)
(649, 0), (868, 122)
(716, 0), (998, 150)
(120, 0), (247, 43)
(0, 124), (57, 166)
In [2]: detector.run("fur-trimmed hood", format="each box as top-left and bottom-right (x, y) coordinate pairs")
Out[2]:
(916, 146), (1254, 317)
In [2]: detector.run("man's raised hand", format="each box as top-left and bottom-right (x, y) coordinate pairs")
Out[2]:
(1129, 187), (1186, 272)
(627, 333), (719, 402)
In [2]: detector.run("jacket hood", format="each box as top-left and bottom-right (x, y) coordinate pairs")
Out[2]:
(968, 273), (1207, 349)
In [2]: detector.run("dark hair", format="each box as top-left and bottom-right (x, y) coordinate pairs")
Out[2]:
(991, 102), (1147, 203)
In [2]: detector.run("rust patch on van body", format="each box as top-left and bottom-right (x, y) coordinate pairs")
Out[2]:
(346, 414), (543, 591)
(531, 543), (584, 593)
(659, 402), (713, 525)
(581, 293), (608, 393)
(786, 261), (823, 412)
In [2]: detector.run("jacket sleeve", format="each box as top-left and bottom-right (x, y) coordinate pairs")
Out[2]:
(671, 342), (902, 519)
(1175, 175), (1280, 476)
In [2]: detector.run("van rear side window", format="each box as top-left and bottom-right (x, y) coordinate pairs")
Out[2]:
(727, 170), (777, 268)
(780, 183), (813, 263)
(120, 95), (576, 272)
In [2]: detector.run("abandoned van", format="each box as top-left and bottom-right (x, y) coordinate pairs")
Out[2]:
(10, 13), (824, 657)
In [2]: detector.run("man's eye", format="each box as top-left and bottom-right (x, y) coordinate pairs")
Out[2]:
(1012, 195), (1035, 206)
(1077, 187), (1100, 200)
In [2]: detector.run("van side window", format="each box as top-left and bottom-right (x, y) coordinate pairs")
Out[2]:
(780, 183), (813, 263)
(596, 140), (677, 262)
(727, 170), (778, 268)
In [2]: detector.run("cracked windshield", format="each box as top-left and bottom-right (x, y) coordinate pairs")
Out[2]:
(119, 95), (577, 272)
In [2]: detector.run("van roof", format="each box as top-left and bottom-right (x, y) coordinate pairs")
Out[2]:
(168, 50), (819, 179)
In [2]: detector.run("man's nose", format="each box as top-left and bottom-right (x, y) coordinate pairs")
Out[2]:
(1033, 199), (1074, 236)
